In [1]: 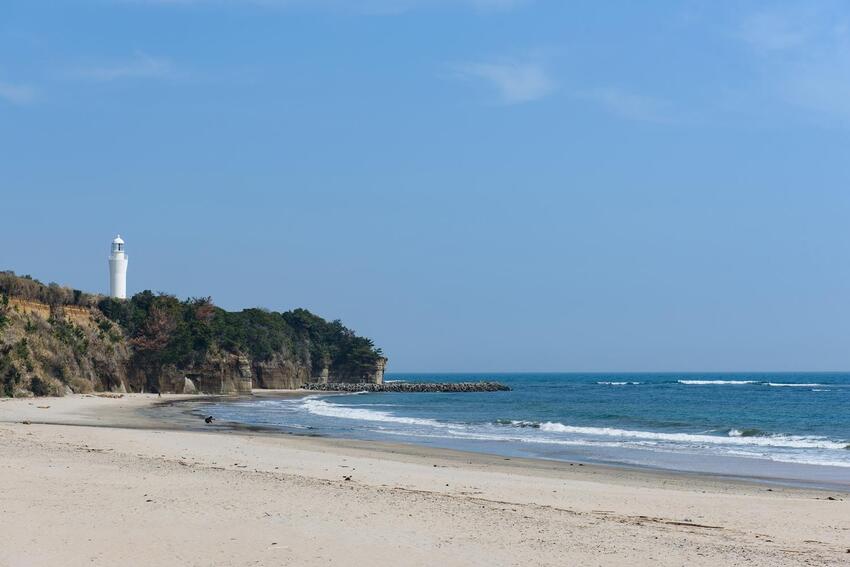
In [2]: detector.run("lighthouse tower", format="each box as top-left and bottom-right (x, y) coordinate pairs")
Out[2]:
(108, 235), (129, 299)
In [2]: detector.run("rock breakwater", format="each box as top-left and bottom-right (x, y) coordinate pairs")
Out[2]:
(302, 381), (511, 393)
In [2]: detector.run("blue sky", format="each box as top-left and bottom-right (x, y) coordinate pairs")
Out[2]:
(2, 0), (850, 372)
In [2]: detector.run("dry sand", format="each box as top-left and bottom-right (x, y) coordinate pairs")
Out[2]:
(1, 393), (848, 566)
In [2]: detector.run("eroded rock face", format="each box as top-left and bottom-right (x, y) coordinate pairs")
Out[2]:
(191, 354), (253, 394)
(318, 357), (390, 385)
(130, 353), (253, 395)
(372, 357), (388, 385)
(316, 366), (330, 385)
(253, 353), (310, 390)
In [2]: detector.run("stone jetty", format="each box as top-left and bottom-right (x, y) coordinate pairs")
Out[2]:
(301, 381), (511, 393)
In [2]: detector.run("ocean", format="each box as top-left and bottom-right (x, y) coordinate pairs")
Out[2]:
(203, 373), (850, 487)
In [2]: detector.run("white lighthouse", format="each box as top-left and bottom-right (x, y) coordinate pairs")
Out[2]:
(108, 234), (129, 299)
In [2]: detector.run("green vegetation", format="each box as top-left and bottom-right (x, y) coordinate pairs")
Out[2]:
(29, 375), (49, 397)
(50, 317), (89, 357)
(0, 294), (14, 396)
(0, 292), (9, 332)
(1, 349), (20, 397)
(98, 291), (383, 378)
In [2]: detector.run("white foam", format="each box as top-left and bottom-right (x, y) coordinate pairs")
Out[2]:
(301, 398), (446, 428)
(767, 383), (823, 387)
(378, 427), (611, 447)
(597, 381), (642, 385)
(725, 449), (850, 468)
(508, 420), (540, 428)
(678, 380), (758, 385)
(538, 422), (847, 450)
(379, 426), (850, 467)
(751, 453), (850, 468)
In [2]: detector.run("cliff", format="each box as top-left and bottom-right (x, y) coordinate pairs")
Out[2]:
(0, 271), (386, 396)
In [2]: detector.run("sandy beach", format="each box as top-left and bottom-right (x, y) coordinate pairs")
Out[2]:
(1, 393), (848, 566)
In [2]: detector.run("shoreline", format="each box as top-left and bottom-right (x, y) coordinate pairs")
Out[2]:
(7, 391), (850, 493)
(2, 394), (849, 565)
(184, 391), (850, 493)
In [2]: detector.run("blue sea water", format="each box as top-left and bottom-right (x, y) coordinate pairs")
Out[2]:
(204, 373), (850, 487)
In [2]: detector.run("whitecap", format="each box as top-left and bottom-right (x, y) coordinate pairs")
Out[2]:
(508, 420), (540, 428)
(677, 380), (759, 385)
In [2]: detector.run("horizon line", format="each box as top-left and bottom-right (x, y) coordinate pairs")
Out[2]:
(385, 370), (850, 374)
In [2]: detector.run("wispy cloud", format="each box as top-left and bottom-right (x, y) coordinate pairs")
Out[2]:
(740, 8), (813, 52)
(578, 88), (674, 123)
(0, 81), (38, 105)
(738, 3), (850, 121)
(67, 51), (173, 81)
(118, 0), (530, 13)
(454, 59), (555, 105)
(466, 0), (529, 11)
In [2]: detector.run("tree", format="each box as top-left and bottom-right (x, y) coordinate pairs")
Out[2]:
(131, 305), (177, 353)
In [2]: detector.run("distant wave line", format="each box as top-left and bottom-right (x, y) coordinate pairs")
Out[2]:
(677, 380), (758, 385)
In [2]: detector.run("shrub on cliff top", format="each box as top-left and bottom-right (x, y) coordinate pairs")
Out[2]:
(0, 271), (97, 307)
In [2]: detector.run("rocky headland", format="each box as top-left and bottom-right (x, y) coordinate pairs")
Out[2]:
(0, 271), (386, 396)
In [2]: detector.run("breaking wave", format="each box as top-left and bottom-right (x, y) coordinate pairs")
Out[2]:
(678, 380), (827, 387)
(727, 428), (764, 437)
(526, 422), (848, 450)
(495, 419), (541, 428)
(301, 398), (446, 428)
